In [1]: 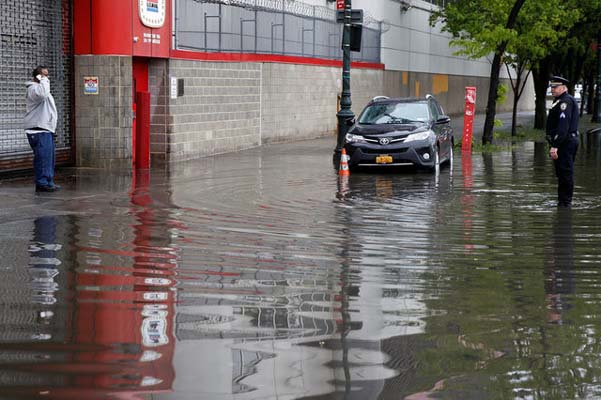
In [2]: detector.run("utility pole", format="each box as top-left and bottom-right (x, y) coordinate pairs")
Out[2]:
(593, 28), (601, 123)
(335, 0), (355, 155)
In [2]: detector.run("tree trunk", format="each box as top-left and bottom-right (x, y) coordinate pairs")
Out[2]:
(483, 51), (503, 145)
(581, 82), (587, 116)
(509, 64), (525, 137)
(587, 69), (595, 115)
(481, 0), (527, 145)
(532, 62), (551, 130)
(511, 92), (519, 137)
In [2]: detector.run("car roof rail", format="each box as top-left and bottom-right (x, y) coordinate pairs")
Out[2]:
(371, 95), (389, 101)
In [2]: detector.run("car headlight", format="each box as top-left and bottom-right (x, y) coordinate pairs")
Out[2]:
(345, 133), (367, 143)
(404, 131), (434, 143)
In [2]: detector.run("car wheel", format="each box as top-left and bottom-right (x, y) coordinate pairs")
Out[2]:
(447, 143), (454, 167)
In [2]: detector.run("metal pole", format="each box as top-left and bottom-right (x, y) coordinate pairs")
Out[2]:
(218, 4), (222, 52)
(204, 12), (208, 50)
(335, 0), (355, 155)
(313, 11), (316, 57)
(593, 29), (601, 123)
(282, 2), (286, 55)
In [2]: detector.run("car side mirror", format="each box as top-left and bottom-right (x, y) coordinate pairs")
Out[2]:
(346, 118), (356, 127)
(435, 115), (451, 125)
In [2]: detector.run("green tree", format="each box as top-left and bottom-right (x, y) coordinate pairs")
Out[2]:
(430, 0), (578, 145)
(431, 0), (528, 146)
(530, 0), (601, 128)
(503, 0), (575, 135)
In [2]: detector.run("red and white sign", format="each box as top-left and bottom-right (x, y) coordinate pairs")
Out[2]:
(337, 0), (345, 10)
(133, 0), (171, 57)
(462, 87), (476, 152)
(138, 0), (166, 28)
(83, 76), (99, 95)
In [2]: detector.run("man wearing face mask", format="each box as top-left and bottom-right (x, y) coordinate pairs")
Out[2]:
(24, 65), (60, 192)
(546, 76), (579, 208)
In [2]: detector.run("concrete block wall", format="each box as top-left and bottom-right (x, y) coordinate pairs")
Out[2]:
(349, 68), (388, 114)
(162, 60), (261, 163)
(260, 64), (386, 144)
(72, 57), (535, 168)
(381, 70), (535, 116)
(74, 55), (133, 169)
(261, 63), (339, 144)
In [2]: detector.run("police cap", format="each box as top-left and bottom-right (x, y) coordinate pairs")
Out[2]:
(549, 76), (569, 87)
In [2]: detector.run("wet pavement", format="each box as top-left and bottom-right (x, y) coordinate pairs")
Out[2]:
(1, 124), (601, 399)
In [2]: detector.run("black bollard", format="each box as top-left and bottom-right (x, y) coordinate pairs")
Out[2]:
(587, 127), (601, 149)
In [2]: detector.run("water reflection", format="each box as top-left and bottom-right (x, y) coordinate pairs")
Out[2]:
(3, 137), (601, 398)
(29, 216), (60, 309)
(0, 172), (177, 398)
(545, 210), (574, 325)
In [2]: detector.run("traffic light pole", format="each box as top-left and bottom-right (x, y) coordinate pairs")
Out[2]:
(335, 0), (355, 155)
(593, 28), (601, 123)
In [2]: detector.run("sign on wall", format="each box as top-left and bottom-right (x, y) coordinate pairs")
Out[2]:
(134, 0), (170, 58)
(138, 0), (166, 28)
(170, 77), (177, 99)
(84, 77), (99, 95)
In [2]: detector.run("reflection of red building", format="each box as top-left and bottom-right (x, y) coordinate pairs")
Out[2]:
(49, 172), (175, 399)
(69, 170), (177, 397)
(2, 172), (176, 399)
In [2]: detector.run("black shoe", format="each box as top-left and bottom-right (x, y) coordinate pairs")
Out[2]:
(36, 185), (60, 193)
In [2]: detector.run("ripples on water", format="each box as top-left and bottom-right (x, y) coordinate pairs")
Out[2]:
(1, 139), (601, 399)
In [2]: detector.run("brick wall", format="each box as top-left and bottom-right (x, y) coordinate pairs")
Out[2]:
(260, 64), (385, 144)
(160, 60), (261, 163)
(72, 57), (533, 168)
(261, 63), (339, 144)
(74, 55), (133, 169)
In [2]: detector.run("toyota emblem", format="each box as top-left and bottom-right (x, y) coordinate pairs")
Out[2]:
(379, 138), (390, 145)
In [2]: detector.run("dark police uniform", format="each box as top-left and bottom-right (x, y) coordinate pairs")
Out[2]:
(546, 80), (579, 207)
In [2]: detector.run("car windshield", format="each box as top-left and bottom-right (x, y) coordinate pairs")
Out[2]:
(358, 102), (430, 125)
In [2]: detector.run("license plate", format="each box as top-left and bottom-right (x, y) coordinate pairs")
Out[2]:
(376, 155), (393, 164)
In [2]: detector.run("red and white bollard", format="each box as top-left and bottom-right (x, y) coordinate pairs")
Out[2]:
(462, 87), (476, 152)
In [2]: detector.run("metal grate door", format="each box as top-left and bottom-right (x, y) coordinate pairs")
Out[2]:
(0, 0), (72, 167)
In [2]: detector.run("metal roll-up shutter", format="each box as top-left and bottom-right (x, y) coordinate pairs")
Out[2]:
(0, 0), (72, 172)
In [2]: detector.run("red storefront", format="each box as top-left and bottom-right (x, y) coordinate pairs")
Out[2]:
(70, 0), (383, 170)
(74, 0), (172, 169)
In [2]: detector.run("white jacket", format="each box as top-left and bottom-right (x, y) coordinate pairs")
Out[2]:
(24, 77), (58, 133)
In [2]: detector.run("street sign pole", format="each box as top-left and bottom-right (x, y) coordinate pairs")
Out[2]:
(335, 0), (355, 156)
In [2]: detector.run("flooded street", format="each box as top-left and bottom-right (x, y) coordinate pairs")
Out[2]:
(2, 136), (601, 399)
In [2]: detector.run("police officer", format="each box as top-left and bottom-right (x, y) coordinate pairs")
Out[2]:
(546, 76), (579, 208)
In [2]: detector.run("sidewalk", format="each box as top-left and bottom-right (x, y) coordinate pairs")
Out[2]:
(452, 111), (601, 143)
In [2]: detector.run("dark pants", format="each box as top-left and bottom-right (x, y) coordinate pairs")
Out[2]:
(26, 131), (55, 187)
(554, 137), (578, 206)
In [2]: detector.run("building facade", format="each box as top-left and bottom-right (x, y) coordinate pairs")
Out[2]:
(0, 0), (534, 172)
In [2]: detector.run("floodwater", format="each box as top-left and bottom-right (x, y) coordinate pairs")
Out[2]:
(1, 136), (601, 400)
